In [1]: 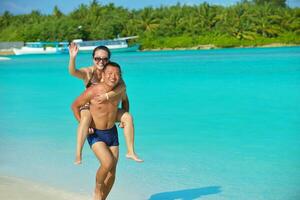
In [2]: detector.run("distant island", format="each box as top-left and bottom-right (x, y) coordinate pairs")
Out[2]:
(0, 0), (299, 50)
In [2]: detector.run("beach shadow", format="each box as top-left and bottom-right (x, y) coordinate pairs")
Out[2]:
(148, 186), (221, 200)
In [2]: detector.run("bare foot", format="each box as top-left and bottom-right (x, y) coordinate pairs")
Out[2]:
(126, 153), (143, 162)
(74, 156), (82, 165)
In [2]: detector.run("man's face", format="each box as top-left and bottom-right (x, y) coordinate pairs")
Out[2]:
(103, 66), (120, 88)
(93, 50), (109, 70)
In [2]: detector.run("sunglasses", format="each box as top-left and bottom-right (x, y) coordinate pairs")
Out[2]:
(94, 57), (109, 62)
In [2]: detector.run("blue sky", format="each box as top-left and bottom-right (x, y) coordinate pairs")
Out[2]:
(1, 0), (299, 15)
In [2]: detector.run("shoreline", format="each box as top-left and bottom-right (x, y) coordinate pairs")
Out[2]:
(0, 43), (299, 55)
(141, 43), (300, 51)
(0, 175), (90, 200)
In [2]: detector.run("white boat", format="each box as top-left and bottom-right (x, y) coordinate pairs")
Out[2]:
(13, 42), (68, 55)
(13, 36), (139, 55)
(73, 36), (140, 53)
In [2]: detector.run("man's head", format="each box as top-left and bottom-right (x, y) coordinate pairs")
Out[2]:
(102, 61), (121, 88)
(92, 46), (111, 70)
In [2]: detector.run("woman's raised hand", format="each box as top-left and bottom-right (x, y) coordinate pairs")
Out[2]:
(69, 42), (79, 58)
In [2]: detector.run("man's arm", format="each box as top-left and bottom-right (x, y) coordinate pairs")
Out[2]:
(121, 92), (129, 112)
(71, 87), (94, 122)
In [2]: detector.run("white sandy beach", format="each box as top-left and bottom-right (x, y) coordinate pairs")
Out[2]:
(0, 176), (90, 200)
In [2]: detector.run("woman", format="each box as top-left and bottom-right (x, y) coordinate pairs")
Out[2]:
(68, 43), (142, 164)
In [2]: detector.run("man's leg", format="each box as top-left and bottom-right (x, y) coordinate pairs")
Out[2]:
(117, 109), (143, 162)
(92, 142), (115, 200)
(103, 146), (119, 199)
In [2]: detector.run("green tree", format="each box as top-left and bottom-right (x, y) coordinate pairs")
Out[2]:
(0, 11), (13, 27)
(53, 5), (63, 18)
(135, 7), (160, 33)
(0, 0), (299, 46)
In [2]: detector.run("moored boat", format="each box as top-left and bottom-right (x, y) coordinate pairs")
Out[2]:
(73, 36), (139, 53)
(13, 42), (69, 55)
(13, 36), (140, 55)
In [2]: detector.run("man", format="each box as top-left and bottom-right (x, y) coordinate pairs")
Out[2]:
(72, 62), (127, 200)
(69, 43), (142, 164)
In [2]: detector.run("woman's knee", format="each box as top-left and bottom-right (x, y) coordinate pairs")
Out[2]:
(79, 110), (92, 124)
(80, 109), (92, 119)
(121, 112), (133, 124)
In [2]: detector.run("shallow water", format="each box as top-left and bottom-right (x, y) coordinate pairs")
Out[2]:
(0, 47), (299, 200)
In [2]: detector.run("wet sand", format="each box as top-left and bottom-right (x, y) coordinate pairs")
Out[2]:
(0, 176), (90, 200)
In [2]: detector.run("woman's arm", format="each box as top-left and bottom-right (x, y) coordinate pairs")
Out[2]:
(68, 43), (86, 80)
(107, 79), (126, 100)
(94, 79), (126, 103)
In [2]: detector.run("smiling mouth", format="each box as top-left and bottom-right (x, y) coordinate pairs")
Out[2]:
(96, 64), (104, 69)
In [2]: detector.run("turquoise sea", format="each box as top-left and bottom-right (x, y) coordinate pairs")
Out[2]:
(0, 47), (299, 200)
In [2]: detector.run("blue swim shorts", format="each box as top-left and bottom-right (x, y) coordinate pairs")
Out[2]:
(87, 125), (119, 147)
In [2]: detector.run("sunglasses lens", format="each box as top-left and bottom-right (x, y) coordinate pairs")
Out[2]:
(94, 57), (108, 62)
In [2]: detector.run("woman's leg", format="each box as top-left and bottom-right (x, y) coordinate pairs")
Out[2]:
(75, 109), (92, 165)
(117, 109), (143, 162)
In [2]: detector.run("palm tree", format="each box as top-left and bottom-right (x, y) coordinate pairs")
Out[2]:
(281, 8), (300, 34)
(252, 4), (282, 37)
(222, 3), (256, 40)
(52, 5), (63, 18)
(135, 7), (160, 33)
(0, 11), (13, 27)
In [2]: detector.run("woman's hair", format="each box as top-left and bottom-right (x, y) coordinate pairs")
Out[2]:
(92, 45), (111, 59)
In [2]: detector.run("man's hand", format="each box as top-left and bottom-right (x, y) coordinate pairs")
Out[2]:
(118, 122), (125, 128)
(88, 128), (94, 134)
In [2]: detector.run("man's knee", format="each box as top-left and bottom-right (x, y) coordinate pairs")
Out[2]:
(101, 159), (114, 172)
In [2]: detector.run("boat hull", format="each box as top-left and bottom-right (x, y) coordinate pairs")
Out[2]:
(110, 44), (140, 53)
(13, 39), (140, 55)
(13, 47), (65, 55)
(78, 44), (140, 53)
